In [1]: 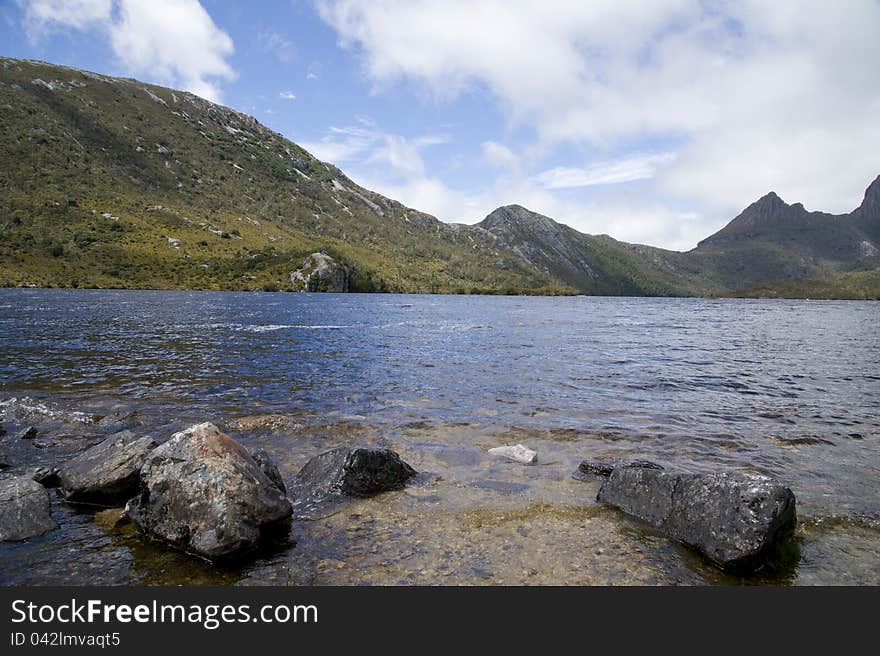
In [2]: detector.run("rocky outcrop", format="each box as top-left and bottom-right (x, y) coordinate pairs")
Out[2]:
(59, 430), (157, 506)
(290, 447), (416, 517)
(126, 423), (292, 562)
(596, 466), (797, 572)
(290, 252), (349, 292)
(0, 475), (58, 541)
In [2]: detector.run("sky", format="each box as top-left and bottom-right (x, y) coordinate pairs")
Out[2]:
(2, 0), (879, 251)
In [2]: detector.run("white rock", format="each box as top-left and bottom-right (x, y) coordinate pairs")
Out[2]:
(488, 444), (537, 465)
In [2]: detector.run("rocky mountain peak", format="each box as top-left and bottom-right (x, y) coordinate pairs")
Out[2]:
(479, 205), (556, 232)
(860, 175), (880, 214)
(751, 190), (789, 213)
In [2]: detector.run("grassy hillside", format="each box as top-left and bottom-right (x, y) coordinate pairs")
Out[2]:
(0, 58), (568, 294)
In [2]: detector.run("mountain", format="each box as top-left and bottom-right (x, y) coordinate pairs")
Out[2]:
(1, 57), (878, 297)
(689, 183), (880, 290)
(0, 58), (564, 294)
(473, 205), (705, 296)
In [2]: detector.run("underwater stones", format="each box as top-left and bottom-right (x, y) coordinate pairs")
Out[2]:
(226, 414), (303, 432)
(290, 251), (350, 292)
(488, 444), (538, 464)
(93, 507), (130, 532)
(596, 465), (797, 572)
(59, 430), (157, 506)
(0, 475), (58, 541)
(126, 422), (292, 562)
(291, 447), (416, 512)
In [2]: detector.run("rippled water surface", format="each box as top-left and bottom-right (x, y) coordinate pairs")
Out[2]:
(1, 290), (878, 585)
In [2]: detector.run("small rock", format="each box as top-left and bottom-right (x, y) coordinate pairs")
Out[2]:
(16, 426), (38, 440)
(488, 444), (537, 464)
(59, 430), (157, 506)
(0, 475), (58, 541)
(126, 422), (292, 561)
(596, 466), (797, 572)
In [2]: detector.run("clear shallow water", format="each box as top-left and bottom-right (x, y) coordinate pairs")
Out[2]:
(0, 289), (878, 585)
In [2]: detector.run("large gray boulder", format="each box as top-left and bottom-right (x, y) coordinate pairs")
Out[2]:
(59, 430), (157, 506)
(290, 447), (416, 517)
(0, 475), (58, 541)
(126, 423), (292, 562)
(596, 466), (797, 572)
(290, 251), (349, 292)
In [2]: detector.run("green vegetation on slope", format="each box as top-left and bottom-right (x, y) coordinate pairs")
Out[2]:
(0, 58), (569, 294)
(729, 268), (880, 300)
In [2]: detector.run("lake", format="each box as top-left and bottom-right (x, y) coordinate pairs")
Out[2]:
(1, 289), (878, 584)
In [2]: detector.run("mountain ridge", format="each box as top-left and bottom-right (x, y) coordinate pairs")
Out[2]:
(1, 57), (878, 298)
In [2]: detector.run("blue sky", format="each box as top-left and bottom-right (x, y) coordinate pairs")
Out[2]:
(3, 0), (879, 250)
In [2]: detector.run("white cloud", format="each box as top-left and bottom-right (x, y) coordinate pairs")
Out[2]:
(260, 30), (295, 63)
(316, 0), (880, 219)
(482, 141), (519, 173)
(535, 153), (676, 189)
(22, 0), (110, 32)
(20, 0), (235, 102)
(300, 119), (448, 181)
(279, 90), (297, 100)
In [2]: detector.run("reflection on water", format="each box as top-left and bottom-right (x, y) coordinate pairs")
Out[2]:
(0, 290), (878, 585)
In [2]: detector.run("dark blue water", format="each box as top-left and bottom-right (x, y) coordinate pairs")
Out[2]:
(1, 290), (878, 585)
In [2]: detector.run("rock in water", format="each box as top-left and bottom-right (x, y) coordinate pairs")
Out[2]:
(290, 251), (349, 292)
(597, 467), (797, 572)
(488, 444), (538, 464)
(291, 447), (416, 512)
(59, 430), (157, 506)
(126, 423), (292, 561)
(0, 475), (58, 541)
(578, 459), (663, 478)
